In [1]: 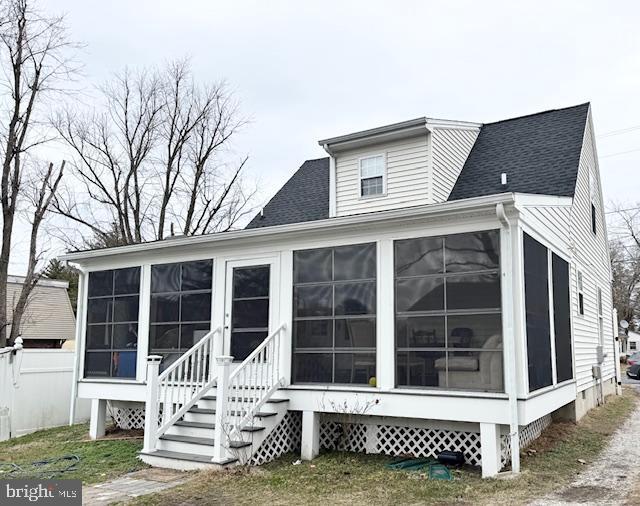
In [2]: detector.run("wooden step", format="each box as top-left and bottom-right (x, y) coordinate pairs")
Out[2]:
(159, 434), (214, 446)
(201, 395), (289, 404)
(189, 407), (277, 418)
(173, 420), (266, 433)
(159, 433), (252, 450)
(140, 449), (237, 468)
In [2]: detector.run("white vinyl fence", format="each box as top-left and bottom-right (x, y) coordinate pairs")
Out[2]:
(0, 345), (90, 439)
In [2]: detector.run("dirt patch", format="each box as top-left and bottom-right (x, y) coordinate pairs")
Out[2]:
(558, 485), (611, 502)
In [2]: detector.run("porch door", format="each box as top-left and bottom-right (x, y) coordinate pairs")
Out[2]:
(224, 259), (274, 362)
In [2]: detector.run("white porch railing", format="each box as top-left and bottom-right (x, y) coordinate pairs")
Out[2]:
(143, 327), (221, 453)
(213, 323), (286, 462)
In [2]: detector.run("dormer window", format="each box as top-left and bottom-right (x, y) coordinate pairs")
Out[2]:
(359, 154), (385, 197)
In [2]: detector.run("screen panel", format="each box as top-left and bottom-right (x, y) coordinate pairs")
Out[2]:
(524, 233), (552, 391)
(552, 253), (573, 383)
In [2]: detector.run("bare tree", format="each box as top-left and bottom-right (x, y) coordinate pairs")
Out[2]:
(53, 59), (256, 248)
(8, 160), (64, 343)
(609, 204), (640, 327)
(0, 0), (78, 347)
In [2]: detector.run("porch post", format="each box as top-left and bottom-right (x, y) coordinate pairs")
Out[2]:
(213, 355), (233, 463)
(301, 410), (320, 460)
(89, 398), (107, 439)
(142, 355), (162, 452)
(480, 422), (501, 478)
(377, 239), (395, 390)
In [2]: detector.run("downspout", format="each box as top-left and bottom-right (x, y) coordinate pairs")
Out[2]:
(496, 202), (520, 474)
(69, 268), (85, 426)
(322, 144), (337, 218)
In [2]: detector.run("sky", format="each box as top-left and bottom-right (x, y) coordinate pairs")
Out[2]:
(7, 0), (640, 273)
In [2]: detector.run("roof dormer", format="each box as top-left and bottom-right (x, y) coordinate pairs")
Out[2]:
(319, 117), (481, 218)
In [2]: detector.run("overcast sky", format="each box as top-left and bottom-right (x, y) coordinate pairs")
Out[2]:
(8, 0), (640, 273)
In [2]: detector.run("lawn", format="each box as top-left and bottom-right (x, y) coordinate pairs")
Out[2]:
(0, 423), (148, 484)
(128, 387), (637, 506)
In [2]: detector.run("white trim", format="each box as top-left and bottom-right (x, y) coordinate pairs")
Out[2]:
(328, 152), (337, 217)
(60, 193), (519, 263)
(136, 264), (151, 382)
(548, 249), (558, 385)
(377, 239), (394, 390)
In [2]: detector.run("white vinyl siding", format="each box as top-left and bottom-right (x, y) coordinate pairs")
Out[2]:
(517, 109), (614, 392)
(335, 135), (429, 216)
(431, 128), (480, 202)
(570, 114), (615, 390)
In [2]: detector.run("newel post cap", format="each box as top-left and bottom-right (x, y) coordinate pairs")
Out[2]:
(147, 355), (163, 363)
(215, 355), (234, 365)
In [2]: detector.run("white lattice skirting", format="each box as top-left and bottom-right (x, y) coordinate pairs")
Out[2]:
(500, 414), (553, 468)
(250, 411), (303, 465)
(107, 401), (145, 430)
(318, 415), (483, 467)
(247, 412), (484, 467)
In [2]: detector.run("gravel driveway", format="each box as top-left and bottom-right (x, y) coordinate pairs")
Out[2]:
(530, 382), (640, 506)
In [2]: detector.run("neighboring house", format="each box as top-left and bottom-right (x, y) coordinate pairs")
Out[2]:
(627, 330), (640, 354)
(61, 103), (618, 478)
(6, 276), (76, 348)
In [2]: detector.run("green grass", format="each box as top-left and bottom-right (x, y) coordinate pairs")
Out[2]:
(0, 423), (148, 484)
(129, 388), (637, 506)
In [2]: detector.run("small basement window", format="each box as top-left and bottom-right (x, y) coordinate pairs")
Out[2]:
(359, 155), (385, 197)
(577, 270), (584, 316)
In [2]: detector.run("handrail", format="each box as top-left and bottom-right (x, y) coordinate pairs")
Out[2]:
(154, 326), (221, 439)
(158, 327), (220, 382)
(222, 323), (286, 440)
(228, 323), (285, 383)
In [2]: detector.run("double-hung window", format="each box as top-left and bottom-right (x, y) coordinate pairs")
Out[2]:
(359, 155), (385, 197)
(597, 287), (604, 346)
(149, 260), (213, 371)
(577, 271), (585, 316)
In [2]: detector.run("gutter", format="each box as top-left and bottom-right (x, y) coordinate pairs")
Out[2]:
(60, 192), (518, 263)
(496, 202), (521, 474)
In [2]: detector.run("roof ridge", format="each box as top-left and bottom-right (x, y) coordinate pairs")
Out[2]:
(484, 102), (590, 126)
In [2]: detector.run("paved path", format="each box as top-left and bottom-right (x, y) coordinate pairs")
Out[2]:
(83, 468), (190, 505)
(530, 382), (640, 506)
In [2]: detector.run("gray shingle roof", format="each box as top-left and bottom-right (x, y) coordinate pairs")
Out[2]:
(447, 103), (589, 200)
(246, 104), (590, 229)
(246, 157), (329, 229)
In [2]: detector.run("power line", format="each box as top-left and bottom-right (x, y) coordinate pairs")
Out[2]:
(600, 147), (640, 159)
(598, 125), (640, 139)
(605, 207), (640, 215)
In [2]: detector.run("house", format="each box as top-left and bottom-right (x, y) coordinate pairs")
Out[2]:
(626, 330), (640, 355)
(6, 275), (76, 348)
(61, 103), (619, 478)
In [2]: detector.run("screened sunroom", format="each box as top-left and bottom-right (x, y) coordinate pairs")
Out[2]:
(63, 193), (583, 478)
(81, 229), (506, 394)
